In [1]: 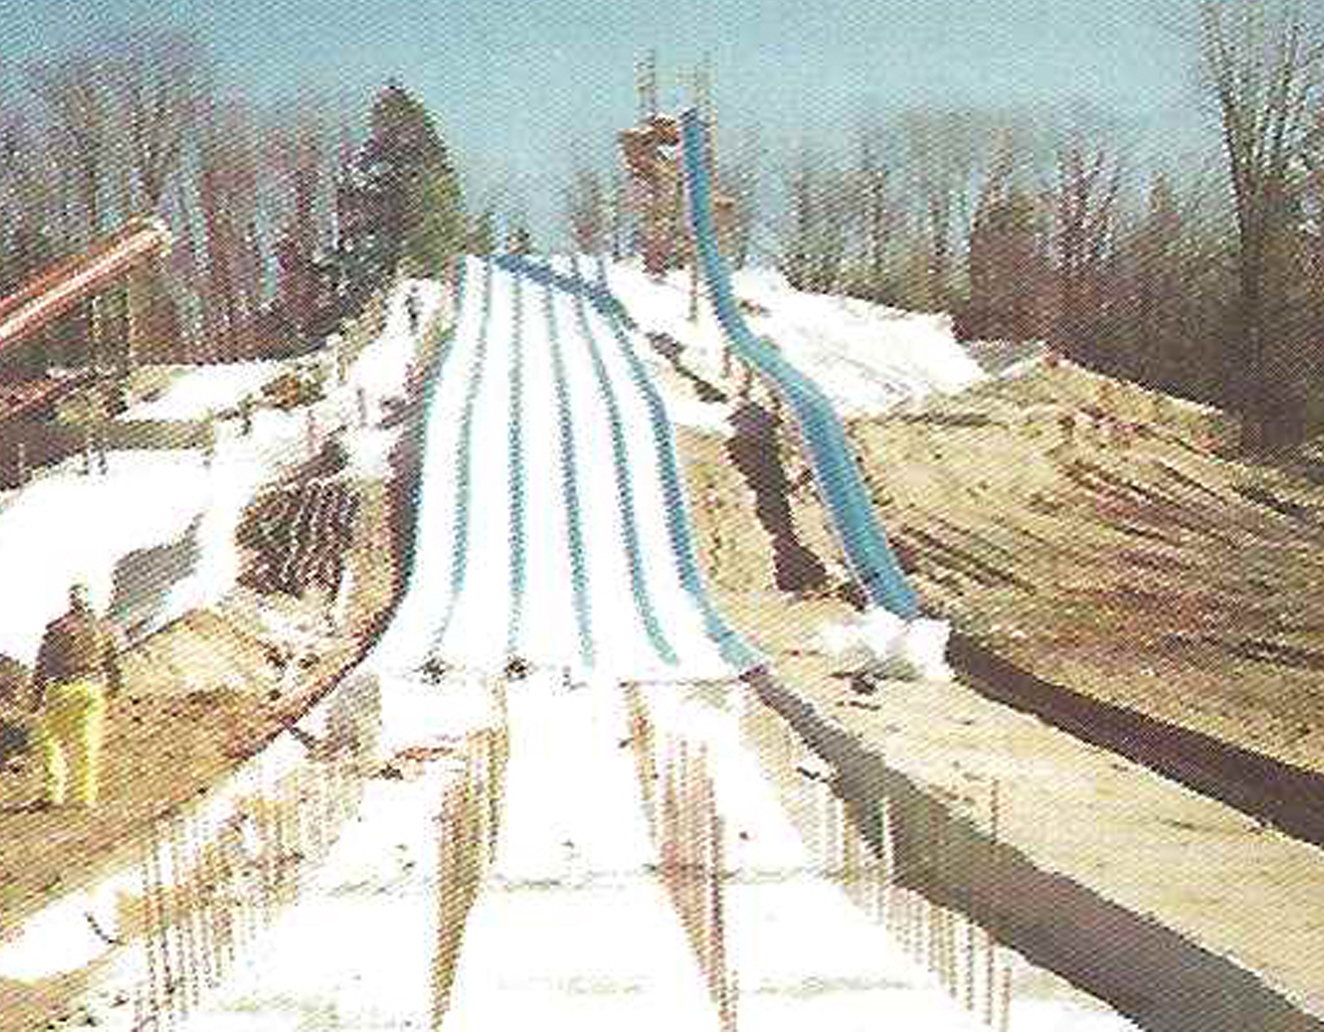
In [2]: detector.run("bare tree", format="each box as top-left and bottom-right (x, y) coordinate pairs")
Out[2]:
(263, 101), (340, 343)
(1117, 168), (1234, 396)
(1050, 144), (1124, 355)
(119, 30), (208, 212)
(25, 49), (126, 367)
(899, 109), (983, 308)
(1197, 0), (1324, 446)
(963, 147), (1048, 341)
(779, 146), (854, 293)
(716, 126), (764, 270)
(851, 118), (900, 300)
(112, 30), (209, 365)
(25, 49), (120, 241)
(563, 157), (607, 254)
(196, 99), (265, 358)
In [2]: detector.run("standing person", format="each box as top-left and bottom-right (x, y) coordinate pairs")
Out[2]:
(29, 583), (123, 809)
(404, 287), (421, 336)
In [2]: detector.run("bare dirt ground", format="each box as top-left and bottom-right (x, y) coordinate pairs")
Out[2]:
(683, 357), (1324, 778)
(676, 357), (1324, 1026)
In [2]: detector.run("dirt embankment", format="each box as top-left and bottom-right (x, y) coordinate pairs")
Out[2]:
(682, 359), (1324, 780)
(0, 298), (450, 939)
(676, 360), (1324, 1027)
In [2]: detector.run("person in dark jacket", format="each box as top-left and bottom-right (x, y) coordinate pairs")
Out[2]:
(30, 583), (123, 809)
(404, 287), (421, 336)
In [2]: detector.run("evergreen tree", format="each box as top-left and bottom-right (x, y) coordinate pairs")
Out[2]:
(335, 81), (463, 304)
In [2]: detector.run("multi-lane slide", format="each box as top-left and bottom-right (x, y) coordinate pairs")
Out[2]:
(173, 245), (1119, 1032)
(397, 251), (758, 681)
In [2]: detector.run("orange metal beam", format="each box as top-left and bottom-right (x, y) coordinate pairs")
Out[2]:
(0, 216), (172, 351)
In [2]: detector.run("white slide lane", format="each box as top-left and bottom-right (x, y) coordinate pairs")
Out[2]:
(420, 255), (747, 680)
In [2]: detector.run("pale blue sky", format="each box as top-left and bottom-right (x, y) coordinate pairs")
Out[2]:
(3, 0), (1212, 230)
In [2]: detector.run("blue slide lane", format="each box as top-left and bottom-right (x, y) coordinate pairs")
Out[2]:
(505, 264), (528, 657)
(678, 109), (920, 619)
(540, 269), (596, 668)
(565, 254), (678, 668)
(430, 256), (495, 652)
(591, 257), (762, 671)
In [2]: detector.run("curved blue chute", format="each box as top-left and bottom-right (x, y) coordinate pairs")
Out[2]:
(678, 109), (920, 619)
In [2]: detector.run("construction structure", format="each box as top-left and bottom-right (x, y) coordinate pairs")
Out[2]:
(0, 217), (171, 407)
(0, 216), (174, 485)
(618, 53), (737, 281)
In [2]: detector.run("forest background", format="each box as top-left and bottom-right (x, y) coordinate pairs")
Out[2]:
(1, 0), (1321, 451)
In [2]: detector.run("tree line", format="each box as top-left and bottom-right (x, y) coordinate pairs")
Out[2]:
(562, 0), (1324, 453)
(0, 29), (463, 376)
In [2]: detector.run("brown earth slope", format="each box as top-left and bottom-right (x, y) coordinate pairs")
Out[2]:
(683, 358), (1324, 780)
(676, 356), (1324, 1026)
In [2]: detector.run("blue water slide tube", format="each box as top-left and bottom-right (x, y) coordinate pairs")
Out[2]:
(678, 109), (920, 619)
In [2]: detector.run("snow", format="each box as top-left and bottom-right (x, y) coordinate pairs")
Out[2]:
(601, 256), (987, 419)
(817, 608), (955, 683)
(0, 277), (447, 668)
(0, 247), (980, 682)
(341, 277), (445, 421)
(121, 361), (284, 421)
(0, 453), (211, 662)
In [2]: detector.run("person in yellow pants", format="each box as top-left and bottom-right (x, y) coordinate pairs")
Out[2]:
(30, 583), (123, 809)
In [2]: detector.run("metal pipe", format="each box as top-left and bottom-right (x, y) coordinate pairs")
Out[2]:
(0, 216), (172, 350)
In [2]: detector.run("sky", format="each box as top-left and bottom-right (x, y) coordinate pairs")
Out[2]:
(2, 0), (1216, 237)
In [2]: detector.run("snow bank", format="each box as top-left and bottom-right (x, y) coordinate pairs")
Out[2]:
(817, 608), (954, 684)
(122, 361), (284, 421)
(0, 454), (212, 663)
(602, 257), (986, 419)
(730, 266), (986, 415)
(341, 277), (446, 421)
(600, 260), (732, 395)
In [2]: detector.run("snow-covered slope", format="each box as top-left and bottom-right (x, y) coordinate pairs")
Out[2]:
(602, 257), (987, 419)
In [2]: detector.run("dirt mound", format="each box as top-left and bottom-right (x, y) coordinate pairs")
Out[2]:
(0, 655), (29, 706)
(120, 608), (283, 698)
(238, 479), (361, 597)
(680, 358), (1324, 777)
